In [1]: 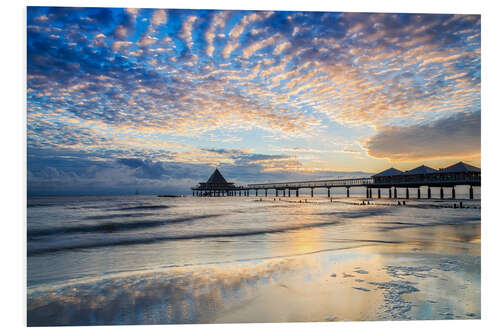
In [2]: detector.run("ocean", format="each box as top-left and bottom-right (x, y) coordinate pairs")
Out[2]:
(27, 192), (481, 325)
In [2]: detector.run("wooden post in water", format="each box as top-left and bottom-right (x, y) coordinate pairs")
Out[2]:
(296, 189), (299, 197)
(406, 188), (409, 199)
(265, 189), (267, 197)
(417, 188), (421, 199)
(327, 187), (331, 198)
(378, 188), (381, 199)
(469, 186), (474, 200)
(394, 188), (398, 199)
(275, 189), (278, 197)
(452, 187), (456, 200)
(288, 188), (290, 197)
(311, 188), (314, 197)
(346, 187), (350, 198)
(389, 188), (392, 199)
(428, 187), (431, 199)
(440, 187), (444, 199)
(366, 187), (370, 198)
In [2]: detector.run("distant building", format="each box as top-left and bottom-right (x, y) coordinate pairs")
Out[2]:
(191, 169), (245, 196)
(372, 167), (403, 184)
(372, 161), (480, 185)
(436, 161), (481, 182)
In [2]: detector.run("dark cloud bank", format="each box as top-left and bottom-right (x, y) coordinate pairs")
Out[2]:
(28, 152), (371, 196)
(364, 111), (480, 161)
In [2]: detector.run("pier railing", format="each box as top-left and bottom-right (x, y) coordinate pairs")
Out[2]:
(247, 177), (374, 189)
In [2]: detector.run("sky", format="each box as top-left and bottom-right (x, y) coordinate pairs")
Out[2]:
(27, 7), (481, 195)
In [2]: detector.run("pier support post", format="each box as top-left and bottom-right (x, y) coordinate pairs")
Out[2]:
(275, 189), (278, 197)
(394, 188), (398, 199)
(311, 188), (314, 197)
(389, 188), (392, 199)
(366, 187), (370, 198)
(296, 189), (299, 197)
(452, 187), (456, 200)
(327, 187), (331, 198)
(406, 188), (409, 199)
(378, 188), (381, 199)
(469, 186), (474, 200)
(283, 189), (286, 197)
(346, 187), (350, 198)
(369, 188), (373, 198)
(256, 189), (258, 197)
(417, 188), (421, 199)
(428, 187), (431, 199)
(288, 189), (290, 197)
(440, 187), (444, 199)
(265, 189), (267, 197)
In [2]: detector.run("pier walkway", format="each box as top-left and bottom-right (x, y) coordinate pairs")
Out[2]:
(192, 161), (481, 200)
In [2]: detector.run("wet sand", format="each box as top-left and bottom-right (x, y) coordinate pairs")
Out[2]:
(214, 243), (480, 322)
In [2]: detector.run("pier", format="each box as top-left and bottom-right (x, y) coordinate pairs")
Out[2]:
(192, 161), (480, 200)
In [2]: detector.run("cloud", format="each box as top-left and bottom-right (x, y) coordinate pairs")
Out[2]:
(205, 11), (229, 57)
(151, 9), (167, 27)
(180, 16), (197, 50)
(222, 11), (273, 58)
(363, 111), (480, 162)
(242, 33), (281, 59)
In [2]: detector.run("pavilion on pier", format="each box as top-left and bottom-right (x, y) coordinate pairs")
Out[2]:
(191, 169), (246, 197)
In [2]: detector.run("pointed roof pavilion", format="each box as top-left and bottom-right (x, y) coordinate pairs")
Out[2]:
(372, 167), (403, 178)
(192, 168), (236, 191)
(404, 165), (437, 175)
(206, 168), (228, 184)
(438, 161), (481, 173)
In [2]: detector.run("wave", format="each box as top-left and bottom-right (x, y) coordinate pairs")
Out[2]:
(28, 220), (344, 256)
(377, 215), (481, 231)
(27, 203), (56, 208)
(28, 214), (222, 238)
(83, 212), (155, 220)
(112, 204), (170, 211)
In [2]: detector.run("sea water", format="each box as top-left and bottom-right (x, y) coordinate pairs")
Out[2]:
(27, 193), (481, 325)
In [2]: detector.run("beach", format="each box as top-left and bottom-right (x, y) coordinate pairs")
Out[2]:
(27, 194), (480, 325)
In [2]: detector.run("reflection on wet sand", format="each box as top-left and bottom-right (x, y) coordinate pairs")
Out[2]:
(28, 243), (480, 325)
